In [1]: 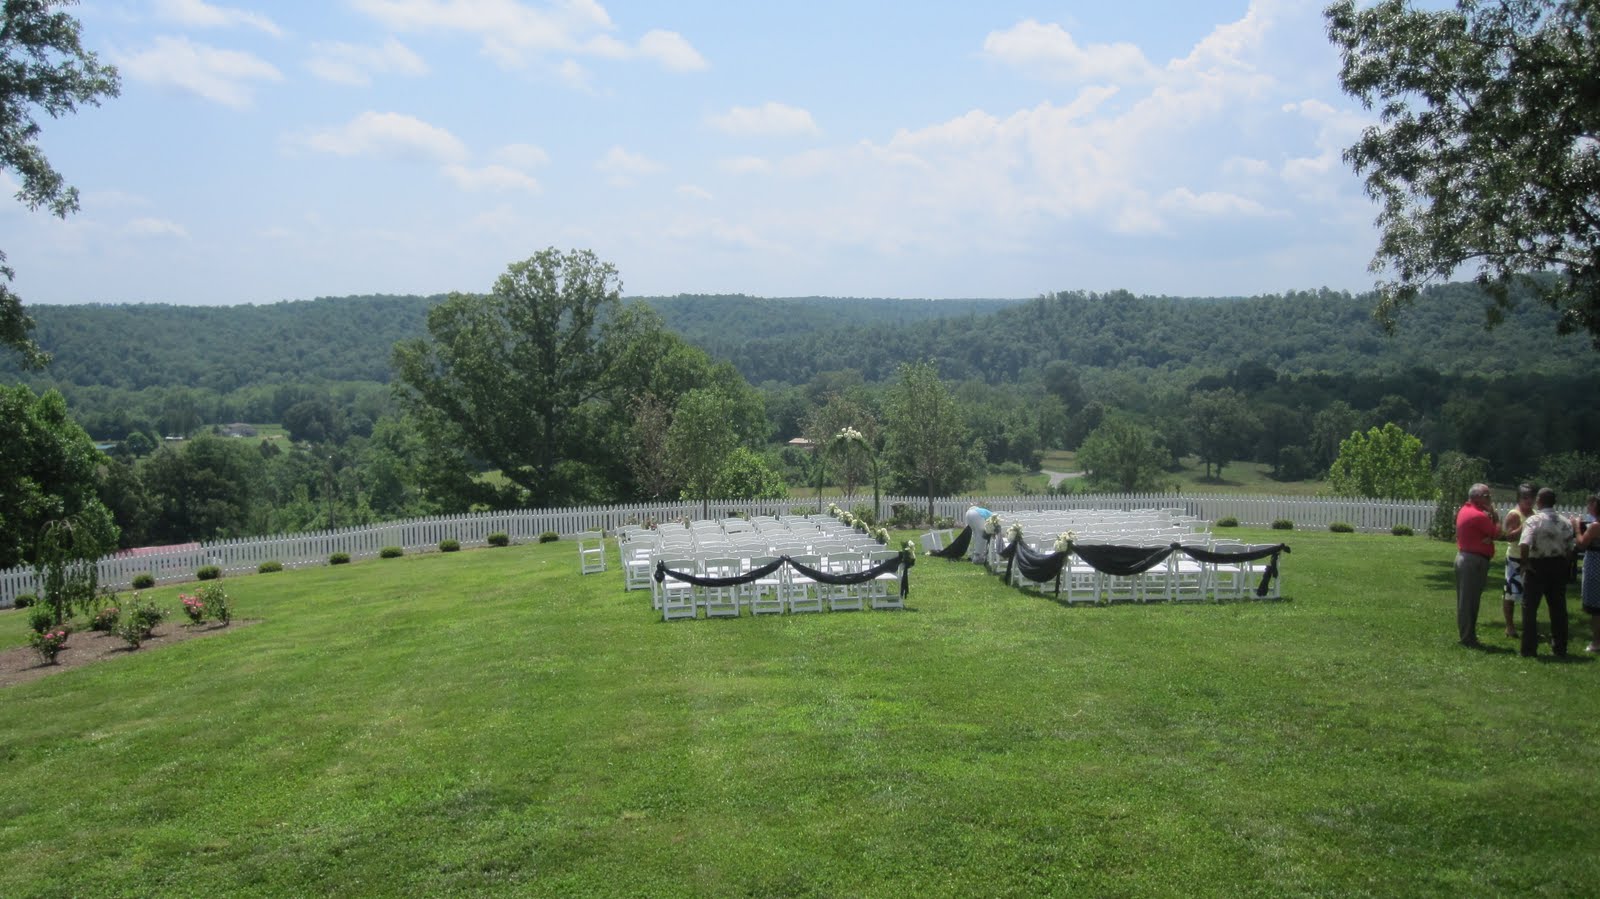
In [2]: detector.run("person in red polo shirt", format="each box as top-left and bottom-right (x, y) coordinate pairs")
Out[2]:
(1455, 483), (1501, 647)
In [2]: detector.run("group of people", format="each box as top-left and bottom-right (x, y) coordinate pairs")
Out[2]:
(1454, 483), (1600, 657)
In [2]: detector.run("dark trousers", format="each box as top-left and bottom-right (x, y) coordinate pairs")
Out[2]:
(1521, 556), (1571, 657)
(1455, 552), (1490, 644)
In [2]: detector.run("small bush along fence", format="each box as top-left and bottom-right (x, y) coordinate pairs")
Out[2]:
(538, 531), (559, 544)
(439, 539), (460, 553)
(380, 546), (404, 559)
(1216, 516), (1239, 528)
(131, 573), (156, 589)
(1392, 524), (1414, 536)
(1329, 522), (1355, 533)
(487, 532), (510, 547)
(329, 552), (351, 565)
(196, 565), (221, 581)
(258, 560), (283, 573)
(1272, 519), (1295, 530)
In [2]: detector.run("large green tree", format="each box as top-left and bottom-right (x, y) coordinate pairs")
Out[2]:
(1328, 422), (1435, 499)
(882, 361), (979, 522)
(1186, 388), (1261, 480)
(1, 0), (120, 367)
(0, 384), (117, 569)
(1076, 418), (1172, 493)
(392, 249), (655, 507)
(1326, 0), (1600, 340)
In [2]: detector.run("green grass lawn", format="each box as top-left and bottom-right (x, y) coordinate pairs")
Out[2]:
(3, 531), (1597, 896)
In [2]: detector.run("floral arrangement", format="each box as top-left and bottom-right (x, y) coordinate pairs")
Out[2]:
(983, 514), (1001, 537)
(30, 628), (70, 664)
(180, 593), (206, 624)
(874, 527), (891, 545)
(900, 540), (917, 562)
(854, 518), (868, 533)
(827, 503), (841, 517)
(1007, 523), (1024, 543)
(841, 512), (855, 527)
(1053, 530), (1079, 553)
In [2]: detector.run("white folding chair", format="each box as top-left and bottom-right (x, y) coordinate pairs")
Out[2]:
(744, 555), (785, 615)
(659, 557), (698, 621)
(577, 532), (607, 575)
(699, 557), (741, 618)
(825, 551), (864, 611)
(785, 554), (824, 613)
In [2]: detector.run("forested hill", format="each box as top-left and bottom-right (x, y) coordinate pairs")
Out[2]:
(1, 281), (1589, 394)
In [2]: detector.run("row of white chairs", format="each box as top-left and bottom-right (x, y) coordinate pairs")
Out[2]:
(994, 537), (1281, 604)
(653, 550), (905, 620)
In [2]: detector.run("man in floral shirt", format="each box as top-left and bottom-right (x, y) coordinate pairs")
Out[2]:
(1517, 487), (1577, 658)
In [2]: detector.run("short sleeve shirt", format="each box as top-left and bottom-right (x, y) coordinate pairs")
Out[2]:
(1520, 509), (1576, 559)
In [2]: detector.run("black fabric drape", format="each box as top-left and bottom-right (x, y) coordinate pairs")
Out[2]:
(996, 540), (1291, 598)
(929, 526), (972, 559)
(654, 553), (913, 599)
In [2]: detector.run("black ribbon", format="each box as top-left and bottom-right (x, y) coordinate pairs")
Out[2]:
(654, 552), (915, 600)
(929, 525), (973, 559)
(997, 539), (1291, 597)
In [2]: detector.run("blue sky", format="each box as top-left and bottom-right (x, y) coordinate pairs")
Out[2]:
(2, 0), (1385, 305)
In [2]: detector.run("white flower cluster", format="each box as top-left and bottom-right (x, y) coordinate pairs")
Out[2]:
(837, 426), (865, 442)
(874, 527), (891, 545)
(827, 502), (841, 516)
(1007, 523), (1024, 543)
(983, 514), (1001, 537)
(1053, 532), (1074, 553)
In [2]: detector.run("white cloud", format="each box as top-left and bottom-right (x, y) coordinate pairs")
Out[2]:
(676, 184), (713, 201)
(494, 143), (550, 168)
(1223, 156), (1272, 177)
(637, 29), (707, 72)
(115, 36), (282, 107)
(307, 37), (427, 86)
(443, 163), (541, 192)
(719, 155), (771, 175)
(595, 146), (663, 185)
(708, 102), (819, 137)
(123, 217), (189, 238)
(1158, 187), (1275, 218)
(293, 111), (469, 163)
(983, 19), (1155, 84)
(350, 0), (706, 72)
(154, 0), (283, 37)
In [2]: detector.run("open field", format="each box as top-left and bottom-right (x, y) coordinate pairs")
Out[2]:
(3, 531), (1598, 896)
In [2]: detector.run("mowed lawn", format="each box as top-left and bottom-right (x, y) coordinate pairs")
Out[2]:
(2, 530), (1598, 897)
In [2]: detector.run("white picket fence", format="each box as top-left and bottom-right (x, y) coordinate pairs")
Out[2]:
(0, 492), (1443, 607)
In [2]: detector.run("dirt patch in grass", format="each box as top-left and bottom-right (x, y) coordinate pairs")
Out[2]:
(0, 619), (259, 689)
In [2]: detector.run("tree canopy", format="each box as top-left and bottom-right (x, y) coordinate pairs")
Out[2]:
(0, 384), (116, 568)
(1328, 422), (1435, 499)
(0, 0), (120, 367)
(1327, 0), (1600, 342)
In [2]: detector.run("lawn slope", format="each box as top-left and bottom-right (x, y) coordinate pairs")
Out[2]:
(1, 532), (1596, 897)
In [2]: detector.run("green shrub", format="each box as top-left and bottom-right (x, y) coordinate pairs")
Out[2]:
(538, 531), (559, 544)
(258, 560), (283, 573)
(116, 617), (146, 649)
(850, 504), (877, 528)
(1271, 519), (1294, 531)
(380, 546), (404, 558)
(127, 600), (165, 638)
(197, 583), (230, 626)
(90, 606), (120, 632)
(329, 552), (351, 565)
(196, 565), (221, 581)
(487, 532), (510, 547)
(439, 539), (461, 553)
(29, 607), (54, 634)
(131, 572), (156, 589)
(13, 593), (35, 609)
(1392, 524), (1415, 537)
(1329, 522), (1355, 533)
(1216, 516), (1240, 528)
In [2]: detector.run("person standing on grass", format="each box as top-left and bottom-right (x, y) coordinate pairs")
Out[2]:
(1517, 487), (1577, 659)
(1576, 493), (1600, 654)
(1455, 483), (1500, 647)
(1500, 484), (1537, 639)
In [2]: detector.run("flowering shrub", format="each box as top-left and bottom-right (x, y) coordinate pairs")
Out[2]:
(30, 629), (69, 664)
(197, 583), (230, 625)
(128, 598), (166, 638)
(180, 593), (206, 624)
(91, 606), (120, 632)
(117, 617), (146, 649)
(29, 607), (54, 634)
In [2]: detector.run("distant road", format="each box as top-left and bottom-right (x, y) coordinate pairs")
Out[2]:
(1041, 469), (1085, 488)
